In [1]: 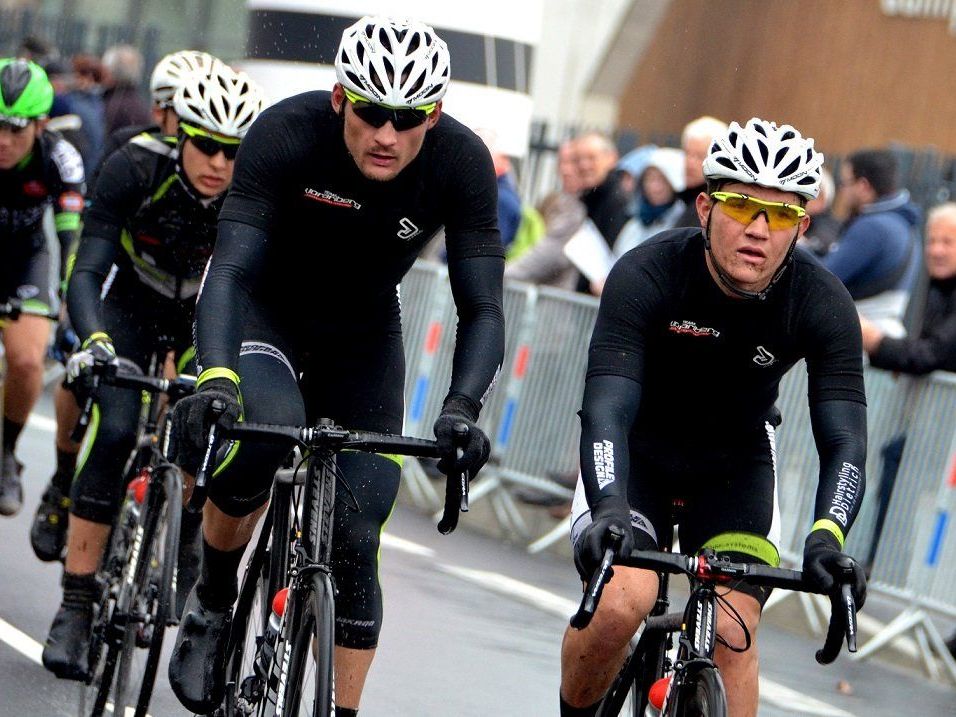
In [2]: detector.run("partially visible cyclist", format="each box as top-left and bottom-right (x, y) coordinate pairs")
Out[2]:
(40, 60), (264, 681)
(559, 118), (868, 717)
(0, 58), (84, 516)
(165, 15), (504, 715)
(30, 48), (222, 564)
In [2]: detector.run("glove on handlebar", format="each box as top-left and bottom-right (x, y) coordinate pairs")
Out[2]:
(168, 377), (241, 474)
(433, 395), (490, 478)
(573, 499), (634, 582)
(803, 529), (867, 609)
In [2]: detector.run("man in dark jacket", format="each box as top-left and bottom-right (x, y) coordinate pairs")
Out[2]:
(827, 149), (922, 338)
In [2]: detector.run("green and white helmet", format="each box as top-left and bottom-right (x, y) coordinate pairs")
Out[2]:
(0, 58), (53, 126)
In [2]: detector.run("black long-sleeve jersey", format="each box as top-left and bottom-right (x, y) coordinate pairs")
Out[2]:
(581, 228), (867, 540)
(68, 132), (223, 340)
(0, 129), (85, 277)
(196, 90), (505, 410)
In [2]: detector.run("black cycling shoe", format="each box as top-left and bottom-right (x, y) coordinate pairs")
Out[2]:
(30, 483), (71, 561)
(175, 512), (203, 620)
(0, 452), (24, 516)
(42, 583), (96, 682)
(168, 586), (233, 713)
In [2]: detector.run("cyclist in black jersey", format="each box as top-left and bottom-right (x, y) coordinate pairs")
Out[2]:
(559, 119), (868, 717)
(166, 16), (504, 715)
(40, 61), (264, 682)
(30, 49), (225, 563)
(0, 58), (84, 516)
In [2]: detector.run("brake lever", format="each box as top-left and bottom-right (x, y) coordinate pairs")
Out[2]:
(186, 399), (227, 514)
(570, 527), (623, 629)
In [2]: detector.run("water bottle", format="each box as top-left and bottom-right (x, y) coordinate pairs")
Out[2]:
(255, 587), (289, 679)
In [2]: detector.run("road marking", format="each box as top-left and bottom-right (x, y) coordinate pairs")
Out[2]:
(0, 616), (42, 664)
(0, 616), (153, 717)
(759, 679), (857, 716)
(381, 533), (436, 558)
(26, 413), (57, 433)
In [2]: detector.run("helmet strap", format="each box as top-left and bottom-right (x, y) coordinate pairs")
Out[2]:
(703, 207), (799, 301)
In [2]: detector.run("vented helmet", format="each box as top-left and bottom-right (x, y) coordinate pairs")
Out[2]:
(150, 50), (219, 107)
(335, 15), (450, 107)
(173, 63), (264, 139)
(0, 58), (53, 125)
(702, 118), (824, 199)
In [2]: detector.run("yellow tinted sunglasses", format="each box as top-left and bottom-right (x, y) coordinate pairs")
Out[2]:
(710, 191), (807, 231)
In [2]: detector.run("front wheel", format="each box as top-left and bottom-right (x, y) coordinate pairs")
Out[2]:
(278, 571), (335, 716)
(669, 666), (726, 717)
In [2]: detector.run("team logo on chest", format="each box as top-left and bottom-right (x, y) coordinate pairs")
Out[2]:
(668, 320), (720, 338)
(752, 345), (776, 367)
(397, 217), (421, 240)
(303, 187), (362, 210)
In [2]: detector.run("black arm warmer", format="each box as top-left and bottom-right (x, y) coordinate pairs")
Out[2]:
(67, 235), (118, 340)
(809, 398), (867, 539)
(443, 254), (505, 415)
(579, 374), (641, 510)
(195, 220), (269, 372)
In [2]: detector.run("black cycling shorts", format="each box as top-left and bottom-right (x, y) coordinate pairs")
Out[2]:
(1, 228), (55, 311)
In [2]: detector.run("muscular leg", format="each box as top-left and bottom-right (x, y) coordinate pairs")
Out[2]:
(560, 566), (658, 707)
(713, 589), (762, 717)
(54, 383), (80, 454)
(3, 314), (50, 427)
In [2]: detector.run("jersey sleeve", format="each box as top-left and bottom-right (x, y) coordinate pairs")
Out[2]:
(442, 130), (505, 262)
(48, 136), (87, 280)
(802, 270), (867, 405)
(218, 106), (297, 232)
(586, 252), (664, 383)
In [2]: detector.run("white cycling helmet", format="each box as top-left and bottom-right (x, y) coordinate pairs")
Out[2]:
(335, 15), (450, 107)
(173, 64), (264, 139)
(702, 118), (824, 200)
(150, 50), (219, 107)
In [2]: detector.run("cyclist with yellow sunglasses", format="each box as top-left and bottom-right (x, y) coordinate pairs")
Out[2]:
(41, 60), (264, 681)
(561, 118), (868, 717)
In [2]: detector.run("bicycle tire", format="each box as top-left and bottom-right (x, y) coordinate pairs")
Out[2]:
(222, 481), (294, 716)
(668, 666), (726, 717)
(113, 464), (182, 717)
(278, 571), (335, 716)
(78, 520), (130, 717)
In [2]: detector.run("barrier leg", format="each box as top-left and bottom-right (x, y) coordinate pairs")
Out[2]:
(528, 515), (571, 554)
(853, 607), (926, 662)
(402, 457), (441, 511)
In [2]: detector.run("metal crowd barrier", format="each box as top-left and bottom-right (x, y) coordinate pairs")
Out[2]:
(398, 260), (956, 681)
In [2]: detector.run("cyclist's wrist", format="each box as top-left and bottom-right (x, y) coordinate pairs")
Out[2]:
(81, 331), (113, 350)
(805, 528), (842, 552)
(440, 393), (480, 422)
(808, 519), (845, 549)
(196, 367), (241, 391)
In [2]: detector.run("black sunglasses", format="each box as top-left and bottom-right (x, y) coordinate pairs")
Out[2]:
(188, 134), (240, 160)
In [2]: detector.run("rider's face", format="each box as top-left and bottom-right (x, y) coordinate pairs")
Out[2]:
(180, 136), (235, 198)
(697, 182), (810, 296)
(0, 121), (38, 170)
(331, 83), (440, 182)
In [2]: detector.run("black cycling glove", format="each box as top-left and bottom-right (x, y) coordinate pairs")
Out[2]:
(168, 377), (241, 474)
(573, 498), (634, 582)
(433, 394), (490, 478)
(803, 529), (867, 609)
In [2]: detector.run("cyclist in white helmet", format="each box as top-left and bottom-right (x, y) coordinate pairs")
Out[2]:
(41, 63), (264, 682)
(166, 15), (502, 715)
(29, 50), (233, 563)
(560, 118), (867, 717)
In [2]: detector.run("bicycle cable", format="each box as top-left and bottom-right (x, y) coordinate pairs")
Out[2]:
(713, 588), (753, 653)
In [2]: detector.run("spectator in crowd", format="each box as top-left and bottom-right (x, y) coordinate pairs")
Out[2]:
(66, 55), (106, 175)
(674, 115), (728, 227)
(611, 146), (686, 259)
(859, 204), (956, 599)
(798, 167), (840, 258)
(17, 35), (55, 65)
(572, 132), (630, 294)
(614, 143), (657, 213)
(826, 149), (922, 338)
(505, 138), (587, 290)
(476, 127), (523, 253)
(100, 44), (150, 134)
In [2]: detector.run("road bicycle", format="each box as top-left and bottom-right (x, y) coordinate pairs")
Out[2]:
(572, 523), (860, 717)
(72, 356), (195, 717)
(191, 413), (467, 716)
